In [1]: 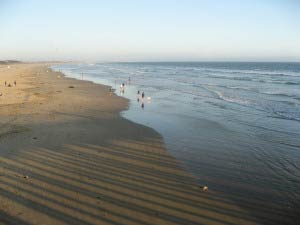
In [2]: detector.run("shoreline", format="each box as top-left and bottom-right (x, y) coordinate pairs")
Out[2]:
(0, 63), (268, 225)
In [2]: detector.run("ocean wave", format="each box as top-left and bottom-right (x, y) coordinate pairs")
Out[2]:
(270, 112), (300, 123)
(260, 92), (300, 100)
(204, 87), (300, 123)
(203, 84), (255, 92)
(284, 81), (300, 85)
(238, 120), (300, 136)
(205, 75), (300, 86)
(199, 68), (300, 77)
(174, 79), (254, 93)
(204, 101), (228, 109)
(217, 92), (250, 105)
(222, 85), (253, 91)
(207, 75), (255, 81)
(279, 142), (300, 148)
(204, 87), (251, 106)
(230, 70), (300, 77)
(263, 80), (300, 85)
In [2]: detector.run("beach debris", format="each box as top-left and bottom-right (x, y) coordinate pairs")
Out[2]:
(201, 185), (208, 191)
(32, 137), (38, 140)
(68, 85), (75, 88)
(15, 174), (30, 180)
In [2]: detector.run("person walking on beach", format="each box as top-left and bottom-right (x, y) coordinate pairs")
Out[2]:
(137, 90), (140, 95)
(5, 81), (6, 87)
(14, 81), (16, 86)
(142, 92), (144, 99)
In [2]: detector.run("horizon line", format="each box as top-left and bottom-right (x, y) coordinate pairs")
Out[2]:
(2, 60), (300, 64)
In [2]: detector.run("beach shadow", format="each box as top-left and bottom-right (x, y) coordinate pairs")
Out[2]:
(0, 134), (271, 225)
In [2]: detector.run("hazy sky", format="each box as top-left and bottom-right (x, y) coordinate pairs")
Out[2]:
(1, 0), (300, 61)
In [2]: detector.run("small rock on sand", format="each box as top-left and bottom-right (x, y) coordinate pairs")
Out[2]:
(202, 186), (208, 191)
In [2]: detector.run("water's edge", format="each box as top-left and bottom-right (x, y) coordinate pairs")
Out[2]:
(50, 65), (195, 178)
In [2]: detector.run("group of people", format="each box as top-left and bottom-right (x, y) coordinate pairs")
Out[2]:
(137, 90), (146, 109)
(0, 80), (17, 97)
(4, 80), (16, 87)
(137, 90), (145, 99)
(116, 77), (149, 110)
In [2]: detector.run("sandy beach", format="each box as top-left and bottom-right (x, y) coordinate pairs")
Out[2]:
(0, 63), (269, 225)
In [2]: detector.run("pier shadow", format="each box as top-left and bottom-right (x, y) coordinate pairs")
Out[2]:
(0, 136), (269, 225)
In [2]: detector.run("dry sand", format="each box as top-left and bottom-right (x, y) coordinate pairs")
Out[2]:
(0, 63), (264, 225)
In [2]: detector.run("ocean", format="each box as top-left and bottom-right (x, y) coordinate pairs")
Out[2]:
(52, 62), (300, 223)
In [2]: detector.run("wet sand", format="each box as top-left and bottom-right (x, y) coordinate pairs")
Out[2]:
(0, 63), (268, 225)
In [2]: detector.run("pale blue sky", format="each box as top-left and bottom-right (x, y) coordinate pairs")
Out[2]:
(0, 0), (300, 61)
